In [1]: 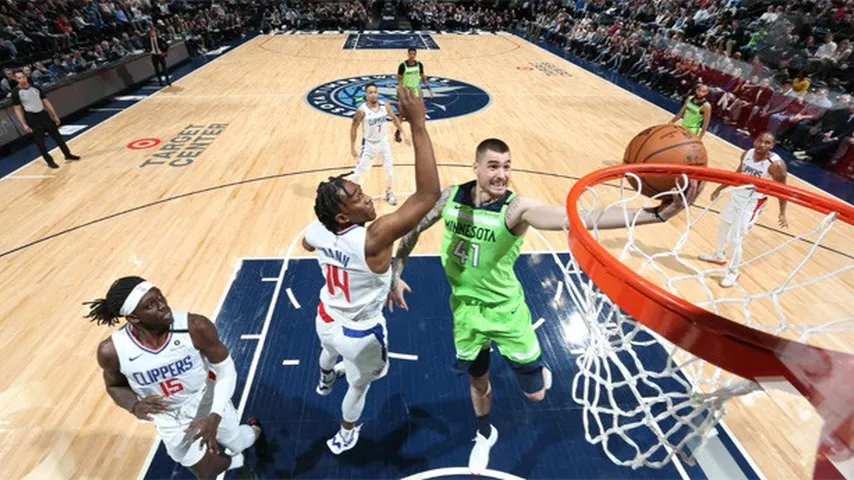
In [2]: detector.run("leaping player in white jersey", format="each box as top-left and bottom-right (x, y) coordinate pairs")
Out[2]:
(88, 276), (267, 479)
(303, 86), (440, 454)
(350, 82), (408, 207)
(699, 131), (789, 287)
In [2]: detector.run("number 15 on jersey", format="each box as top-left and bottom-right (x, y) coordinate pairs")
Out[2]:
(453, 240), (481, 267)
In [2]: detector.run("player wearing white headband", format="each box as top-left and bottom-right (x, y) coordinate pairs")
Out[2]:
(86, 276), (267, 479)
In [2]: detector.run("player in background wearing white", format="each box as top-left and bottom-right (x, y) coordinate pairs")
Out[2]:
(304, 86), (440, 455)
(88, 276), (267, 479)
(351, 82), (408, 206)
(699, 131), (788, 287)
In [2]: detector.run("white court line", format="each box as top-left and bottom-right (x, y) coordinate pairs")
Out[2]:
(282, 359), (300, 366)
(240, 334), (261, 340)
(552, 281), (564, 304)
(286, 287), (300, 309)
(529, 226), (691, 480)
(261, 277), (278, 282)
(217, 224), (313, 480)
(402, 467), (524, 480)
(5, 175), (55, 179)
(388, 352), (418, 361)
(134, 40), (257, 480)
(532, 317), (545, 331)
(135, 259), (242, 480)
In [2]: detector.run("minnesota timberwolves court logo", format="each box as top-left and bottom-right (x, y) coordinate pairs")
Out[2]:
(306, 75), (490, 120)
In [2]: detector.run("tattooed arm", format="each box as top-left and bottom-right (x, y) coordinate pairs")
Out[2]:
(504, 180), (704, 234)
(386, 186), (453, 312)
(391, 186), (453, 283)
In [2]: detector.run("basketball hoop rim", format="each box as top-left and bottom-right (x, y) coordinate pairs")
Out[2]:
(565, 164), (854, 400)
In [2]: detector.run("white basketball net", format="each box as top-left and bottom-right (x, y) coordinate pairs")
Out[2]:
(542, 173), (854, 470)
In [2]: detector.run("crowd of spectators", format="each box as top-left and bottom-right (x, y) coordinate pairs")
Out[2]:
(523, 0), (854, 174)
(259, 0), (369, 32)
(406, 0), (520, 31)
(1, 0), (257, 97)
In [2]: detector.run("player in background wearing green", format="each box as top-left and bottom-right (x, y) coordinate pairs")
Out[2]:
(671, 83), (712, 139)
(388, 139), (703, 475)
(394, 47), (434, 142)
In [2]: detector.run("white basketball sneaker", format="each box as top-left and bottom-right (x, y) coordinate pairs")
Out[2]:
(316, 362), (345, 396)
(698, 252), (727, 266)
(386, 190), (398, 206)
(327, 425), (361, 455)
(468, 425), (499, 475)
(543, 366), (553, 391)
(720, 269), (740, 288)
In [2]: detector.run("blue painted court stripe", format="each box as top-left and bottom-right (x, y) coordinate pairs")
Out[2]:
(716, 423), (763, 479)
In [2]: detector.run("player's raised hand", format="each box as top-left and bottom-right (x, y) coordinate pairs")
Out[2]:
(387, 278), (412, 312)
(186, 414), (222, 455)
(397, 85), (426, 127)
(657, 179), (705, 221)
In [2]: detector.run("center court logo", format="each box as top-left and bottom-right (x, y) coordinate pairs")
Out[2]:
(306, 75), (490, 120)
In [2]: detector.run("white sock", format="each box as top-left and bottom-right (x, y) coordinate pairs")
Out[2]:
(715, 220), (732, 257)
(227, 452), (244, 470)
(319, 348), (337, 373)
(342, 383), (370, 423)
(220, 424), (258, 454)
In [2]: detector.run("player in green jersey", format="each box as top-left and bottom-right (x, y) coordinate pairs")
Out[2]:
(388, 138), (702, 475)
(671, 83), (712, 139)
(394, 48), (434, 142)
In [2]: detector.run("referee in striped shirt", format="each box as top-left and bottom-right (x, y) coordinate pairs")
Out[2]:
(11, 71), (80, 169)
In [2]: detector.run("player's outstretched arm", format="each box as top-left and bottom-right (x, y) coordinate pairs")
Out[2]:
(186, 314), (235, 456)
(350, 109), (364, 159)
(670, 101), (687, 124)
(712, 150), (747, 200)
(770, 160), (788, 228)
(97, 338), (168, 420)
(366, 86), (440, 256)
(506, 180), (704, 232)
(390, 186), (452, 279)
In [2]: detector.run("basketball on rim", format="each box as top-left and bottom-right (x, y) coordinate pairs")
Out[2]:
(623, 124), (708, 197)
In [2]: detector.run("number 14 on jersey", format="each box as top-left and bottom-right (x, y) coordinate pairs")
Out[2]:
(453, 240), (481, 267)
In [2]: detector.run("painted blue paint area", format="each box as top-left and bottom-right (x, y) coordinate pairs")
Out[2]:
(343, 33), (440, 50)
(0, 34), (256, 180)
(143, 254), (755, 479)
(514, 31), (854, 204)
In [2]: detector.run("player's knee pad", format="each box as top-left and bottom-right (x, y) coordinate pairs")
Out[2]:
(451, 349), (490, 378)
(468, 349), (490, 378)
(509, 358), (544, 394)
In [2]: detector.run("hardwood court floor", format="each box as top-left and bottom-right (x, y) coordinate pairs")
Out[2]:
(0, 33), (851, 479)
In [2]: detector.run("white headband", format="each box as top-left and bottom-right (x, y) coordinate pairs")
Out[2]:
(120, 281), (155, 316)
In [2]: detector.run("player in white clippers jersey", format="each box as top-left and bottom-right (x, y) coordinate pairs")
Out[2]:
(699, 131), (789, 287)
(304, 86), (440, 455)
(350, 82), (407, 207)
(88, 276), (268, 478)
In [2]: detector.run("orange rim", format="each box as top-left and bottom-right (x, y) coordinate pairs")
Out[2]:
(565, 164), (854, 465)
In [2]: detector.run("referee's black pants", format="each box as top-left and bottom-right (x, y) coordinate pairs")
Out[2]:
(25, 111), (72, 162)
(151, 54), (170, 85)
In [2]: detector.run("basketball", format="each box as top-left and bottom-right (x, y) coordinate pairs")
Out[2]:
(623, 124), (708, 196)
